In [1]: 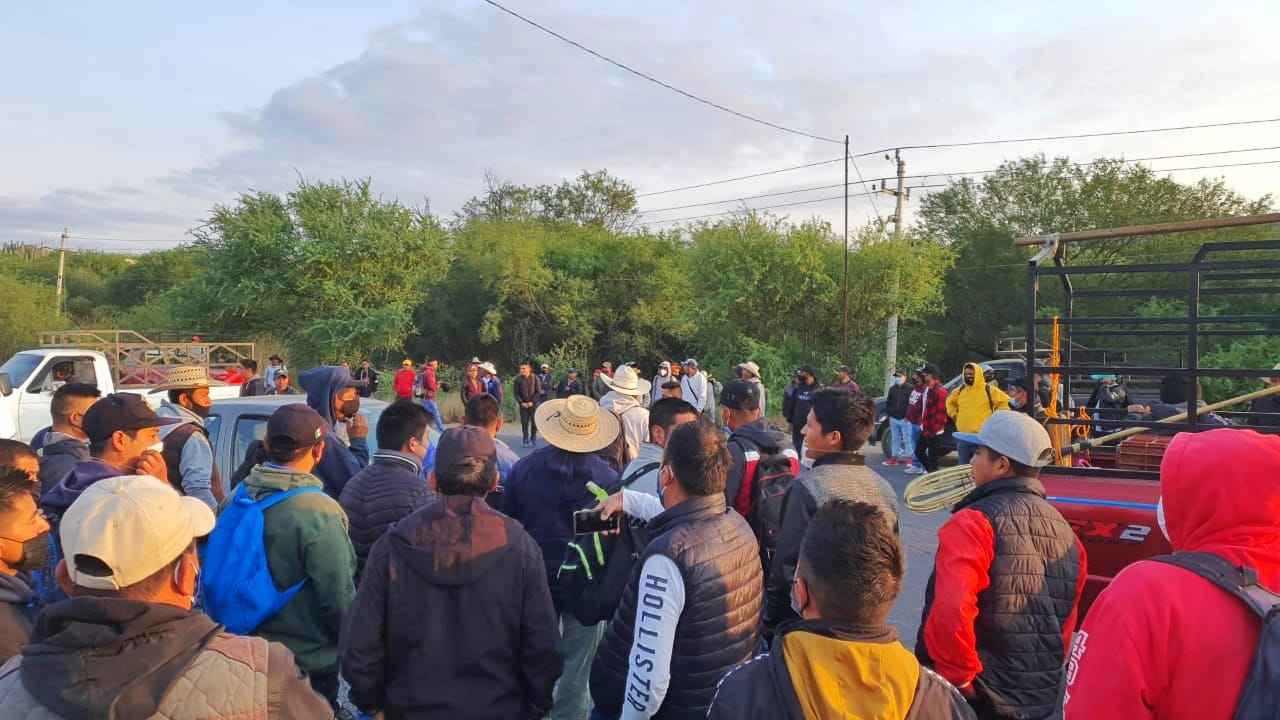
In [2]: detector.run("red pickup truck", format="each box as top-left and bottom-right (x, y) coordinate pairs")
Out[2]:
(1012, 214), (1280, 620)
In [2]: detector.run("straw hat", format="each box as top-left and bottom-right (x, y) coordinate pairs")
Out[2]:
(479, 362), (497, 375)
(149, 365), (225, 394)
(600, 365), (652, 397)
(535, 396), (621, 453)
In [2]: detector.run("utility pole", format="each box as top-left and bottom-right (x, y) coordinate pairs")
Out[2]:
(879, 150), (909, 390)
(56, 227), (68, 317)
(842, 135), (850, 366)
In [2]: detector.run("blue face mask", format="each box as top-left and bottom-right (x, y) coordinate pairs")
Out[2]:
(656, 466), (667, 506)
(1010, 397), (1021, 408)
(893, 377), (904, 385)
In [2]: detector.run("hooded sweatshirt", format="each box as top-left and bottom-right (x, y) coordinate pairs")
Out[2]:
(599, 391), (650, 465)
(33, 432), (89, 499)
(1064, 429), (1280, 720)
(499, 445), (622, 603)
(0, 597), (330, 719)
(0, 573), (35, 663)
(299, 365), (370, 499)
(726, 417), (800, 520)
(710, 621), (975, 720)
(40, 459), (120, 520)
(238, 463), (357, 673)
(945, 363), (1010, 434)
(341, 495), (563, 719)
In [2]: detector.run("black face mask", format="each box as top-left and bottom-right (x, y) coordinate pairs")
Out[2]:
(340, 398), (361, 418)
(2, 531), (50, 573)
(964, 376), (975, 386)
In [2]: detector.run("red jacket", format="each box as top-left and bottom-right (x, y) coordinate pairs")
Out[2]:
(392, 368), (416, 399)
(920, 383), (949, 437)
(1064, 429), (1280, 720)
(419, 368), (439, 400)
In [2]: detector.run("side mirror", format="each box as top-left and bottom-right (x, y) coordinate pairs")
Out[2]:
(0, 374), (11, 397)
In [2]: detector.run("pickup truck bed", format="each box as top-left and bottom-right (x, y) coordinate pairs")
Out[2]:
(1042, 466), (1170, 623)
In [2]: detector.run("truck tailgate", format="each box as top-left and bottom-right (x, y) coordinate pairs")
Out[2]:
(1041, 469), (1170, 623)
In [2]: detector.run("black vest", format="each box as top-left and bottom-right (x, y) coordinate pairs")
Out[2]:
(591, 494), (762, 720)
(918, 476), (1081, 720)
(161, 422), (223, 502)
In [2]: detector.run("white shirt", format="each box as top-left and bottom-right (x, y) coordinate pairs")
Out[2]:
(620, 491), (686, 720)
(601, 391), (650, 464)
(680, 372), (709, 412)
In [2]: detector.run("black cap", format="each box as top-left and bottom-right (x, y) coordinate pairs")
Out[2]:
(82, 393), (181, 444)
(801, 364), (818, 378)
(836, 364), (851, 373)
(435, 426), (497, 470)
(266, 404), (326, 453)
(719, 380), (760, 411)
(923, 363), (942, 377)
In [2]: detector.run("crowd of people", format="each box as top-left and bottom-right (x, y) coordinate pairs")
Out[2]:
(0, 352), (1275, 720)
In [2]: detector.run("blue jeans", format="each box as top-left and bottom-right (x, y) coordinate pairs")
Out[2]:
(551, 614), (606, 720)
(889, 417), (912, 460)
(957, 439), (977, 465)
(420, 398), (446, 432)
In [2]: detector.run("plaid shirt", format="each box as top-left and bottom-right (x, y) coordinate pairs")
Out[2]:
(921, 383), (950, 437)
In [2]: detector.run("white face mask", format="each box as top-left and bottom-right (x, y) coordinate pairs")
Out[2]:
(147, 442), (164, 454)
(799, 441), (815, 470)
(1157, 496), (1170, 542)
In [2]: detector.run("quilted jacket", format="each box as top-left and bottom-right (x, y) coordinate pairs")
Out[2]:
(0, 597), (332, 718)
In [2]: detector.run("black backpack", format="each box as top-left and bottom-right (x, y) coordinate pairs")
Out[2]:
(745, 446), (800, 572)
(556, 517), (649, 625)
(1151, 552), (1280, 720)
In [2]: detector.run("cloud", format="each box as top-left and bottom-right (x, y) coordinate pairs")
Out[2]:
(5, 2), (1278, 250)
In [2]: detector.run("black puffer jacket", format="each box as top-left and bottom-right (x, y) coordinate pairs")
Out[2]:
(338, 450), (435, 579)
(591, 494), (762, 720)
(917, 477), (1082, 720)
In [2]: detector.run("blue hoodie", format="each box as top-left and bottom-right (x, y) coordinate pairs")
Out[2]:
(299, 366), (370, 499)
(499, 445), (621, 597)
(40, 459), (120, 518)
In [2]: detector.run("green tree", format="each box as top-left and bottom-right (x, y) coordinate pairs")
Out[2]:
(915, 155), (1273, 372)
(177, 178), (449, 365)
(0, 270), (66, 359)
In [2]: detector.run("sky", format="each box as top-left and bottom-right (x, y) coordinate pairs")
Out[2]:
(4, 0), (1280, 253)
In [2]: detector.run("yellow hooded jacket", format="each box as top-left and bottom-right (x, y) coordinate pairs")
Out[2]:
(945, 363), (1010, 433)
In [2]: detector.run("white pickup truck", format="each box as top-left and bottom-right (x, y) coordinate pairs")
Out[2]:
(0, 346), (245, 442)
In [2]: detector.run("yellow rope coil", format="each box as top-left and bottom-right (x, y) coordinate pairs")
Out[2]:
(904, 464), (976, 514)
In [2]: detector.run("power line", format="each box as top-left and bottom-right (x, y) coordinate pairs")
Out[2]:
(483, 0), (842, 145)
(642, 148), (1280, 215)
(636, 157), (843, 198)
(853, 117), (1280, 157)
(639, 185), (946, 226)
(65, 234), (180, 245)
(641, 182), (845, 213)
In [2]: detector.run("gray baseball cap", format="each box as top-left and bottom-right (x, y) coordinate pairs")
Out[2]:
(953, 411), (1053, 467)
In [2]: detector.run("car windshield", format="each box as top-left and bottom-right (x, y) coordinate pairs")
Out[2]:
(0, 353), (43, 388)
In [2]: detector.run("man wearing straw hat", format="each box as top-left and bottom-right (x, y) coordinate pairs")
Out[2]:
(501, 396), (622, 720)
(916, 411), (1084, 720)
(154, 365), (224, 509)
(599, 364), (652, 464)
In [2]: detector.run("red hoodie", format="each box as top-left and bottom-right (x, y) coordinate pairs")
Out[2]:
(1064, 428), (1280, 720)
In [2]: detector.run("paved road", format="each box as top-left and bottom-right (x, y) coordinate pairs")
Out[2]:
(493, 425), (946, 645)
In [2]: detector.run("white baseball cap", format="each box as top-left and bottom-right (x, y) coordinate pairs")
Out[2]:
(61, 475), (216, 590)
(953, 410), (1053, 467)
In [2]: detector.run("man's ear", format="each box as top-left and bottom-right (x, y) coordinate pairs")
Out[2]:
(490, 472), (501, 494)
(175, 551), (199, 597)
(312, 440), (326, 463)
(495, 417), (503, 432)
(427, 471), (438, 493)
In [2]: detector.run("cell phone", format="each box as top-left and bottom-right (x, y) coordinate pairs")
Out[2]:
(573, 509), (620, 535)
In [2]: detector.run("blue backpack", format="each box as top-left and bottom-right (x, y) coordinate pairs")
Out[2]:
(201, 484), (324, 634)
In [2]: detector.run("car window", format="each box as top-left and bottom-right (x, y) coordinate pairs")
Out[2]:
(205, 414), (222, 455)
(27, 356), (98, 393)
(0, 354), (42, 388)
(233, 415), (271, 470)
